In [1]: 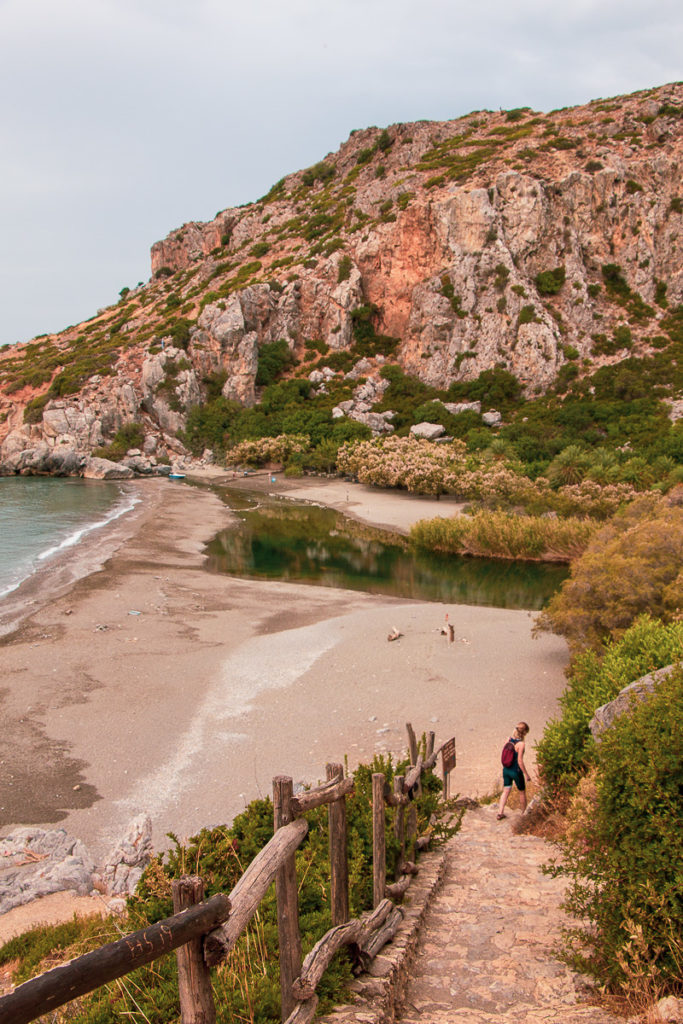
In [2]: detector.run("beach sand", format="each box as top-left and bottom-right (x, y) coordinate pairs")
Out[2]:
(0, 473), (568, 938)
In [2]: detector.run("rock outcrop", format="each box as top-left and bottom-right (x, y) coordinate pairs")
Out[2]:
(2, 82), (683, 473)
(589, 664), (677, 739)
(0, 816), (155, 915)
(0, 828), (95, 914)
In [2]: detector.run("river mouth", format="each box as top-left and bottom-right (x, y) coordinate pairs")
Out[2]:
(206, 486), (567, 610)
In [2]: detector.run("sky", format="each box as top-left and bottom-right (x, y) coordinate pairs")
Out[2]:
(1, 0), (681, 348)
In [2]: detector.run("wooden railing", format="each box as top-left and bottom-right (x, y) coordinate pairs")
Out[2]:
(0, 724), (448, 1024)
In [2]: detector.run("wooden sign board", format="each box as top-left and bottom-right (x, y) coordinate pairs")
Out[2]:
(441, 737), (456, 773)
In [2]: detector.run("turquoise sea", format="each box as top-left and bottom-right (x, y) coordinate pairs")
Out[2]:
(0, 477), (139, 598)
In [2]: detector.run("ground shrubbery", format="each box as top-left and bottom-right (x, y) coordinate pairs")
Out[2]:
(0, 754), (460, 1024)
(533, 493), (683, 1007)
(92, 422), (145, 462)
(547, 668), (683, 1000)
(536, 615), (683, 796)
(337, 434), (640, 517)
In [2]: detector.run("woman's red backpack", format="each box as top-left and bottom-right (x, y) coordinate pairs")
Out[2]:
(501, 740), (516, 767)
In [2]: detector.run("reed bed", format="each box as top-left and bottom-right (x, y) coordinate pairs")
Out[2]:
(410, 510), (598, 562)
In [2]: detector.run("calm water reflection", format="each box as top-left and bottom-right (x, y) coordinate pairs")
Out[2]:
(206, 487), (567, 610)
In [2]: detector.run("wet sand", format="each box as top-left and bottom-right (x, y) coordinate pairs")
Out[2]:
(0, 474), (568, 868)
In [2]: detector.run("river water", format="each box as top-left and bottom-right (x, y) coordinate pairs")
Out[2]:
(206, 487), (567, 609)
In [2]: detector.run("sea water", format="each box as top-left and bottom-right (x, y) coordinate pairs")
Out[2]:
(0, 477), (138, 598)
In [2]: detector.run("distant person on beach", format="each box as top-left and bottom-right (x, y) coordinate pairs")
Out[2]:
(497, 721), (531, 819)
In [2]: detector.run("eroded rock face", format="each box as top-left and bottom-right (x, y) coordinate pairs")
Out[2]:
(94, 814), (153, 897)
(2, 83), (682, 471)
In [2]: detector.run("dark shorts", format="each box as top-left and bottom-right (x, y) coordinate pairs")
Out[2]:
(503, 766), (525, 791)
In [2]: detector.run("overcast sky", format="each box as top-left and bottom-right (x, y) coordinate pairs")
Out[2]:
(1, 0), (681, 348)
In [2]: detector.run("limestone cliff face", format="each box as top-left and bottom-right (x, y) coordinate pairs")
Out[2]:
(1, 82), (682, 471)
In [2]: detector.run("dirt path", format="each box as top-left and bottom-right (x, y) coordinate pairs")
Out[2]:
(396, 806), (619, 1024)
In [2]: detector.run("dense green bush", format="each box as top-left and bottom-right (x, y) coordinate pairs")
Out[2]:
(337, 254), (353, 283)
(536, 615), (683, 794)
(550, 667), (683, 997)
(447, 366), (523, 412)
(23, 393), (50, 424)
(93, 422), (145, 461)
(535, 266), (566, 296)
(255, 339), (295, 386)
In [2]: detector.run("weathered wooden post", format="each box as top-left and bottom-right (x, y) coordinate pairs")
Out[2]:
(393, 774), (405, 875)
(406, 722), (418, 765)
(372, 772), (386, 908)
(172, 876), (216, 1024)
(406, 722), (422, 796)
(426, 731), (435, 760)
(326, 763), (349, 926)
(273, 775), (303, 1022)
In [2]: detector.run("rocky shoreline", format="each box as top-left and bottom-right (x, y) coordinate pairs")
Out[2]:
(0, 815), (153, 918)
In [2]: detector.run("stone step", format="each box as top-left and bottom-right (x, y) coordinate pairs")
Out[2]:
(394, 805), (621, 1024)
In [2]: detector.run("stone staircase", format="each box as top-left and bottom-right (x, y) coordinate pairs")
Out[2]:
(394, 806), (619, 1024)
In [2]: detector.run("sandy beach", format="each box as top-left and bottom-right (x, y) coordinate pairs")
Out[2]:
(0, 473), (568, 870)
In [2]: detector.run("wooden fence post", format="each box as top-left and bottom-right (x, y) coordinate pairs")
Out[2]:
(406, 722), (418, 765)
(326, 763), (349, 926)
(406, 722), (422, 796)
(393, 775), (405, 875)
(172, 876), (216, 1024)
(372, 773), (386, 908)
(273, 775), (302, 1022)
(426, 731), (435, 760)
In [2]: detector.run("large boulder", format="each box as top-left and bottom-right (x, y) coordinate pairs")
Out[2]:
(0, 828), (95, 914)
(83, 457), (134, 480)
(410, 422), (445, 440)
(589, 664), (677, 739)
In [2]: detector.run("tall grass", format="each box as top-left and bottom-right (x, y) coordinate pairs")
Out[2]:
(410, 511), (598, 562)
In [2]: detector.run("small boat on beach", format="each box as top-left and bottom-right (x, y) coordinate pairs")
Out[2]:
(168, 473), (186, 480)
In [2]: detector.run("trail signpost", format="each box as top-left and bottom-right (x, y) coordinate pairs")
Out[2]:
(441, 736), (456, 798)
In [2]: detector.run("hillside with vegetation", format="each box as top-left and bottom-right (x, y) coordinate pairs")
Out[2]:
(0, 81), (682, 486)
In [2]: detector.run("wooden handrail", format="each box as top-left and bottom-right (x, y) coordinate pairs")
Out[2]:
(0, 894), (230, 1024)
(0, 721), (446, 1024)
(291, 775), (354, 815)
(204, 817), (308, 966)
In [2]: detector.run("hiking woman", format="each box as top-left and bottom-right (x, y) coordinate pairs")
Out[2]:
(497, 721), (530, 819)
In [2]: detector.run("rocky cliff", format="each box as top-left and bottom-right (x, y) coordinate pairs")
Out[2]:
(1, 82), (682, 474)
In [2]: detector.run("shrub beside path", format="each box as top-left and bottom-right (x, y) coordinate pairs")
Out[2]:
(395, 805), (620, 1024)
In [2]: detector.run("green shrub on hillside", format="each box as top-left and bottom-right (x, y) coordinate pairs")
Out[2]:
(536, 494), (683, 655)
(255, 339), (295, 386)
(536, 615), (683, 794)
(93, 422), (145, 462)
(550, 667), (683, 997)
(535, 266), (566, 296)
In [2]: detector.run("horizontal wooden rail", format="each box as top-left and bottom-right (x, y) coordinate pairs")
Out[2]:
(385, 874), (411, 901)
(204, 817), (308, 966)
(1, 722), (445, 1024)
(402, 755), (424, 793)
(291, 775), (354, 815)
(291, 899), (394, 1001)
(0, 894), (230, 1024)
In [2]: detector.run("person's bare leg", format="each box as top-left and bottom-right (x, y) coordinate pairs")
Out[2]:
(519, 788), (527, 813)
(498, 786), (512, 818)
